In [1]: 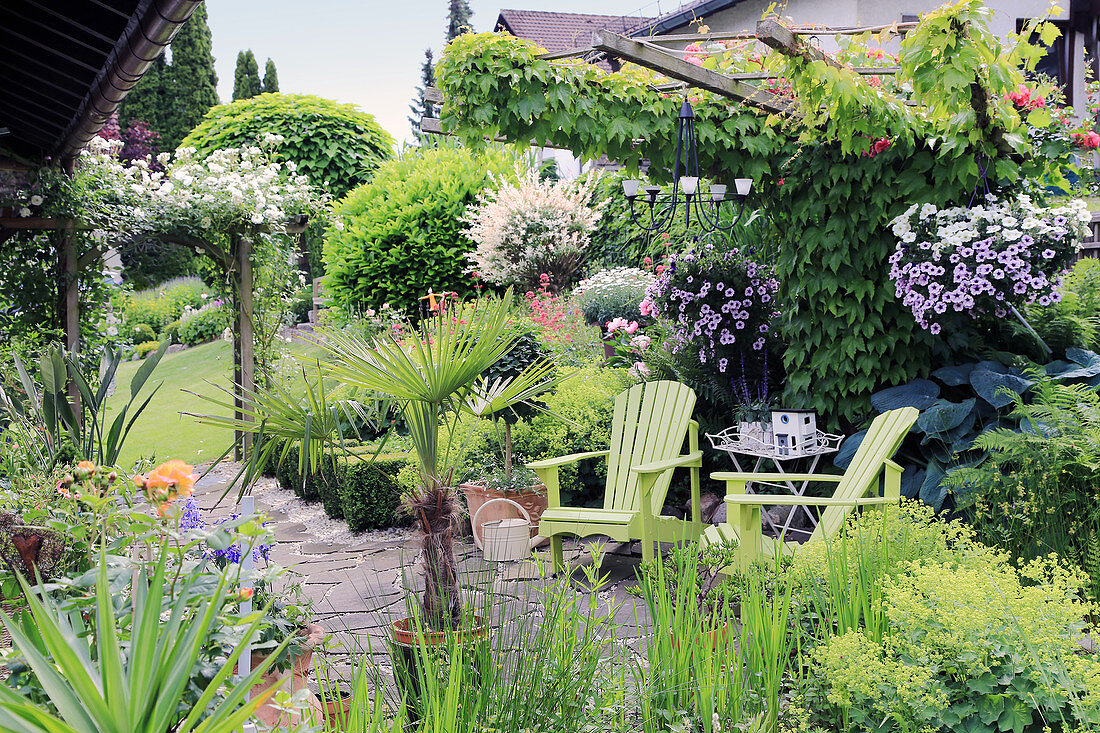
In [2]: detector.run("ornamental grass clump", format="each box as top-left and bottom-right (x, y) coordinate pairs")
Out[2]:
(464, 168), (605, 293)
(888, 194), (1090, 334)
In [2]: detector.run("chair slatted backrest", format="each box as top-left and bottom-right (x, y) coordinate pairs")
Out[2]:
(809, 406), (919, 542)
(604, 381), (696, 514)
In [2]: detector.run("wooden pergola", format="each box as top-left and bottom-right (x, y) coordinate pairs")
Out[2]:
(0, 0), (277, 454)
(421, 20), (910, 137)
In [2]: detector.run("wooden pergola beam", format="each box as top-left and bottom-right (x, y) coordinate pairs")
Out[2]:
(756, 18), (842, 70)
(591, 31), (791, 114)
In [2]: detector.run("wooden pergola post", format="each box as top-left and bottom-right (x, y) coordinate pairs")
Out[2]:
(231, 233), (256, 462)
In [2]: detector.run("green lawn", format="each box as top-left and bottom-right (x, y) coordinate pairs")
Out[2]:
(104, 336), (330, 469)
(104, 340), (236, 469)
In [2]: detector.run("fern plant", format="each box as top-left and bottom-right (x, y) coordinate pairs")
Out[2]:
(947, 374), (1100, 595)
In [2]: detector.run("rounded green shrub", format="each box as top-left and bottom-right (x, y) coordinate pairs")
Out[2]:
(130, 323), (156, 344)
(178, 301), (229, 345)
(323, 146), (516, 314)
(181, 93), (393, 200)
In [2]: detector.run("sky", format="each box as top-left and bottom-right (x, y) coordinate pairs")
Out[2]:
(204, 0), (669, 148)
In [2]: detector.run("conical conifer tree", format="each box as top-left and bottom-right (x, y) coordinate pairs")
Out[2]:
(233, 50), (263, 101)
(161, 3), (219, 149)
(262, 58), (279, 93)
(408, 49), (436, 139)
(446, 0), (473, 41)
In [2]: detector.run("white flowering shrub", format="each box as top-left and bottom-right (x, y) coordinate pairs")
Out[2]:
(572, 267), (656, 326)
(889, 194), (1090, 333)
(75, 134), (319, 239)
(464, 168), (605, 291)
(573, 267), (655, 295)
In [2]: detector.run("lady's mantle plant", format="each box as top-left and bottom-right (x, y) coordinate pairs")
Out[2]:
(464, 168), (605, 292)
(889, 194), (1090, 334)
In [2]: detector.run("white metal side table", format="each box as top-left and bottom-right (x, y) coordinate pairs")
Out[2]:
(706, 426), (844, 539)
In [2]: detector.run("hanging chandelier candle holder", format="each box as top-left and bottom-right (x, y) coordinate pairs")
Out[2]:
(622, 99), (753, 233)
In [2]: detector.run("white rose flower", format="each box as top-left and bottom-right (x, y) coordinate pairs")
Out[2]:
(106, 326), (118, 337)
(29, 194), (44, 206)
(18, 207), (30, 217)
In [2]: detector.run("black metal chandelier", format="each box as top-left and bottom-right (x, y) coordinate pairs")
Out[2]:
(622, 99), (753, 233)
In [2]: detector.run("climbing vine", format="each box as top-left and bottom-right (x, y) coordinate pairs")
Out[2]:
(437, 0), (1077, 427)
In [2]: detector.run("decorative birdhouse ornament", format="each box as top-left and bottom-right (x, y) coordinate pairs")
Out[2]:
(771, 409), (817, 456)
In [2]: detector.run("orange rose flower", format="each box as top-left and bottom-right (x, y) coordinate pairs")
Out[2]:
(145, 460), (196, 492)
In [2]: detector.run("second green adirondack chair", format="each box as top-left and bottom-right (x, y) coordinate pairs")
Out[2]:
(528, 380), (703, 574)
(703, 406), (919, 571)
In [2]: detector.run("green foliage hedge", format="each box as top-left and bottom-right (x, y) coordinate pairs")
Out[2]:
(181, 93), (393, 200)
(323, 146), (516, 313)
(274, 443), (409, 529)
(337, 453), (408, 531)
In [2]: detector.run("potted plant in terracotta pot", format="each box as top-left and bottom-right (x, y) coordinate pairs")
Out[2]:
(460, 329), (557, 548)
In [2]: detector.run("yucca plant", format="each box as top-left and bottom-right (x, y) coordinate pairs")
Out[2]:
(0, 542), (291, 732)
(0, 342), (169, 470)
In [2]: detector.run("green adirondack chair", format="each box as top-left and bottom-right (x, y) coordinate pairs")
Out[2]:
(703, 406), (918, 571)
(528, 380), (703, 574)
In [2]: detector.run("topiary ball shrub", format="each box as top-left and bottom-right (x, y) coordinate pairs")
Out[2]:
(130, 323), (156, 344)
(181, 93), (393, 200)
(337, 453), (409, 531)
(323, 146), (516, 314)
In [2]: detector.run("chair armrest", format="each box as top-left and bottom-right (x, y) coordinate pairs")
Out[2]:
(527, 450), (609, 470)
(724, 495), (898, 507)
(711, 472), (844, 483)
(631, 451), (703, 475)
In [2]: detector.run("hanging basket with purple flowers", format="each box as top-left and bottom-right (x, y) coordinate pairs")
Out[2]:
(888, 194), (1090, 335)
(642, 243), (781, 393)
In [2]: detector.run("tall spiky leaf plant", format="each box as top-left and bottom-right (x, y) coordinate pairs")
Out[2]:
(0, 542), (291, 732)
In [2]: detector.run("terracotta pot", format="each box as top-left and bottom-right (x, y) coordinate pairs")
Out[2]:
(390, 616), (489, 724)
(237, 622), (326, 729)
(391, 615), (486, 646)
(461, 482), (549, 548)
(670, 621), (732, 652)
(321, 691), (353, 730)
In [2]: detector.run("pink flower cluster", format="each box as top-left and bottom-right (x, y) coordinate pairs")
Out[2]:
(606, 317), (640, 335)
(1072, 131), (1100, 149)
(1005, 84), (1046, 111)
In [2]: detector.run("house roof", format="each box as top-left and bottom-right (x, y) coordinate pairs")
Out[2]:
(0, 0), (198, 162)
(625, 0), (749, 37)
(496, 9), (656, 53)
